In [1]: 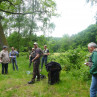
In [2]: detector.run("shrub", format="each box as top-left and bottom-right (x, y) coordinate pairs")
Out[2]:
(48, 47), (91, 81)
(19, 52), (28, 56)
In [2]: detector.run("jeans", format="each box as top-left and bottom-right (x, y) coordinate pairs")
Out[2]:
(90, 74), (97, 97)
(41, 56), (47, 69)
(11, 58), (18, 70)
(2, 63), (8, 74)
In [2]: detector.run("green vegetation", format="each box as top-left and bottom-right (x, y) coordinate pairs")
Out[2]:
(0, 0), (97, 96)
(0, 49), (91, 97)
(0, 0), (57, 49)
(4, 24), (97, 53)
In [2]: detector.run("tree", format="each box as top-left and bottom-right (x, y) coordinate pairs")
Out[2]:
(7, 31), (22, 49)
(0, 0), (57, 50)
(86, 0), (97, 23)
(0, 0), (22, 48)
(86, 0), (97, 5)
(0, 16), (8, 49)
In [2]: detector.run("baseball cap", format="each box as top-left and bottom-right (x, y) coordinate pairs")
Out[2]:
(33, 42), (38, 45)
(3, 45), (7, 49)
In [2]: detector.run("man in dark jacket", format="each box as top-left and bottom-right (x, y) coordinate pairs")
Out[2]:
(86, 42), (97, 97)
(28, 42), (42, 84)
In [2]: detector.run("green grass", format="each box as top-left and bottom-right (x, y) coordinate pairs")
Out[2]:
(0, 55), (90, 97)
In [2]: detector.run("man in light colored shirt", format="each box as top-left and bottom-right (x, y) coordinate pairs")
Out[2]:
(41, 45), (50, 70)
(9, 47), (19, 71)
(0, 46), (10, 74)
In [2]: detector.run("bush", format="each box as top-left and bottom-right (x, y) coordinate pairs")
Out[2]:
(48, 47), (91, 81)
(19, 52), (28, 56)
(48, 53), (71, 71)
(19, 47), (91, 81)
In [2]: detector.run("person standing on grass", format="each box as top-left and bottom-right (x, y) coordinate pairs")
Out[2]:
(85, 42), (97, 97)
(29, 48), (35, 68)
(0, 46), (10, 74)
(41, 45), (50, 71)
(9, 47), (19, 71)
(28, 42), (43, 84)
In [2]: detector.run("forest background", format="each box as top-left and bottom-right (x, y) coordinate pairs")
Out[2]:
(0, 0), (97, 97)
(0, 0), (97, 52)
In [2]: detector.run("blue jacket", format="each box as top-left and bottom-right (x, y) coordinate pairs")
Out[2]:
(9, 50), (18, 59)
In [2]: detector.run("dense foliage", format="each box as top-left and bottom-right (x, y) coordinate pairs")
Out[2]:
(0, 0), (57, 50)
(6, 24), (97, 53)
(47, 47), (91, 81)
(0, 0), (97, 52)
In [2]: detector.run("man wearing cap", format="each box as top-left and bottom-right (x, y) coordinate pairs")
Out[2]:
(0, 46), (10, 74)
(9, 47), (19, 71)
(28, 42), (43, 84)
(41, 45), (49, 70)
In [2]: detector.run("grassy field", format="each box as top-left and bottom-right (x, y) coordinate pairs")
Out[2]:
(0, 55), (90, 97)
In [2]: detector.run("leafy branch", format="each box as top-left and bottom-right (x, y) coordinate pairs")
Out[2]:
(0, 8), (48, 15)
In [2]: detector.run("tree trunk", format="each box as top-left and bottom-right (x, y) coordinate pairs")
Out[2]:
(17, 4), (21, 57)
(0, 16), (8, 49)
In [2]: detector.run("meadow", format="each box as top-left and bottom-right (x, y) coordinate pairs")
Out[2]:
(0, 50), (91, 97)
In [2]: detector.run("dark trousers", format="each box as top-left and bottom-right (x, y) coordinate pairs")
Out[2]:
(41, 56), (47, 69)
(32, 61), (40, 81)
(11, 58), (18, 70)
(2, 63), (8, 74)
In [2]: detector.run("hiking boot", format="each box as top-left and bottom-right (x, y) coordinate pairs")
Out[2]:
(28, 81), (35, 84)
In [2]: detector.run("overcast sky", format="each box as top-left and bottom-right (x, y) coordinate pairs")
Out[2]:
(49, 0), (97, 37)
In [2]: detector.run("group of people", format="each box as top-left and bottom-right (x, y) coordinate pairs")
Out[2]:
(0, 42), (50, 85)
(28, 42), (97, 97)
(29, 43), (49, 69)
(0, 46), (18, 74)
(1, 42), (97, 97)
